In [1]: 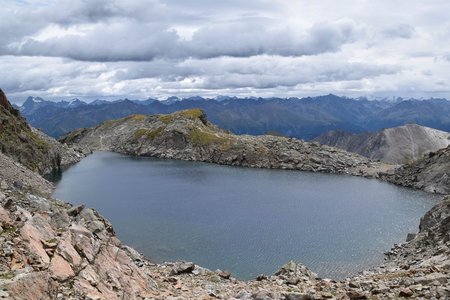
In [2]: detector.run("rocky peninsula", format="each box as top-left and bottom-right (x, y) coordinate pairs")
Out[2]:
(61, 109), (392, 178)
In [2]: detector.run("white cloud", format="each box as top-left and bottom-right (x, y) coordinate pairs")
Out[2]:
(1, 0), (450, 102)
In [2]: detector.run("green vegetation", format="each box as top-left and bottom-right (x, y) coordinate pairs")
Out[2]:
(205, 274), (221, 283)
(45, 238), (58, 244)
(61, 128), (88, 144)
(177, 109), (204, 119)
(255, 144), (268, 156)
(0, 104), (56, 173)
(159, 109), (206, 124)
(133, 127), (165, 141)
(29, 131), (51, 151)
(159, 114), (175, 124)
(133, 129), (149, 140)
(147, 127), (165, 140)
(188, 128), (231, 148)
(0, 226), (17, 237)
(0, 272), (14, 280)
(100, 119), (118, 128)
(127, 114), (146, 121)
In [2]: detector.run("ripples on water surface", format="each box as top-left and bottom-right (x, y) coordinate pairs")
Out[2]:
(53, 151), (439, 279)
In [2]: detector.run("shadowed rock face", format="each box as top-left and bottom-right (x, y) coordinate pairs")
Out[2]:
(0, 89), (19, 116)
(381, 145), (450, 195)
(61, 109), (392, 178)
(314, 124), (450, 164)
(0, 89), (85, 174)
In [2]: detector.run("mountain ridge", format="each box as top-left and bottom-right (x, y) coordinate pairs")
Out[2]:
(314, 124), (450, 164)
(19, 94), (450, 139)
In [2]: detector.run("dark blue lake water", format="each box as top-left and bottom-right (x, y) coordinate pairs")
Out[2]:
(53, 151), (438, 280)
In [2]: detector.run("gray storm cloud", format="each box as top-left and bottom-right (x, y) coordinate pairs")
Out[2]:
(8, 19), (358, 61)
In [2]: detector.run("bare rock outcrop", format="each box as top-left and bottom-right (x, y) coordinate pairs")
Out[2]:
(0, 152), (52, 196)
(0, 181), (153, 299)
(314, 124), (450, 164)
(381, 145), (450, 194)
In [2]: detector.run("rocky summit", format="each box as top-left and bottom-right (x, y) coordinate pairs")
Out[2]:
(313, 124), (450, 164)
(61, 109), (392, 178)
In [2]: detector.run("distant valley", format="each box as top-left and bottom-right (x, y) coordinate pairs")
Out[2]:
(19, 94), (450, 139)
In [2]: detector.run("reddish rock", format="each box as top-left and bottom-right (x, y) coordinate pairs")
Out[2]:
(0, 206), (11, 225)
(0, 89), (17, 115)
(70, 224), (99, 262)
(30, 214), (55, 239)
(94, 244), (149, 299)
(73, 278), (114, 300)
(398, 287), (414, 298)
(57, 231), (82, 268)
(79, 265), (100, 286)
(10, 252), (25, 270)
(20, 223), (50, 266)
(49, 254), (75, 282)
(4, 272), (55, 300)
(218, 270), (231, 279)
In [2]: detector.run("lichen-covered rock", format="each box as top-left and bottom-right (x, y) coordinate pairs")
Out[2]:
(62, 109), (392, 178)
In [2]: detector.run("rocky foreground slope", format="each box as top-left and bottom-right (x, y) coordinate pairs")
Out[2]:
(313, 124), (450, 164)
(0, 156), (449, 299)
(62, 109), (391, 177)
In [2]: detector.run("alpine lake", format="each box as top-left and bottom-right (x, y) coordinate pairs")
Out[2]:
(52, 151), (439, 280)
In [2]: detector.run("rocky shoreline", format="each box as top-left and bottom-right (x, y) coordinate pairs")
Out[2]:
(379, 145), (450, 195)
(1, 172), (449, 299)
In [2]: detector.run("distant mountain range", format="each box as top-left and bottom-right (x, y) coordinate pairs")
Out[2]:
(19, 94), (450, 139)
(314, 124), (450, 164)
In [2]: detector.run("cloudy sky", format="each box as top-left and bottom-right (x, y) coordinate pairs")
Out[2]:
(1, 0), (450, 103)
